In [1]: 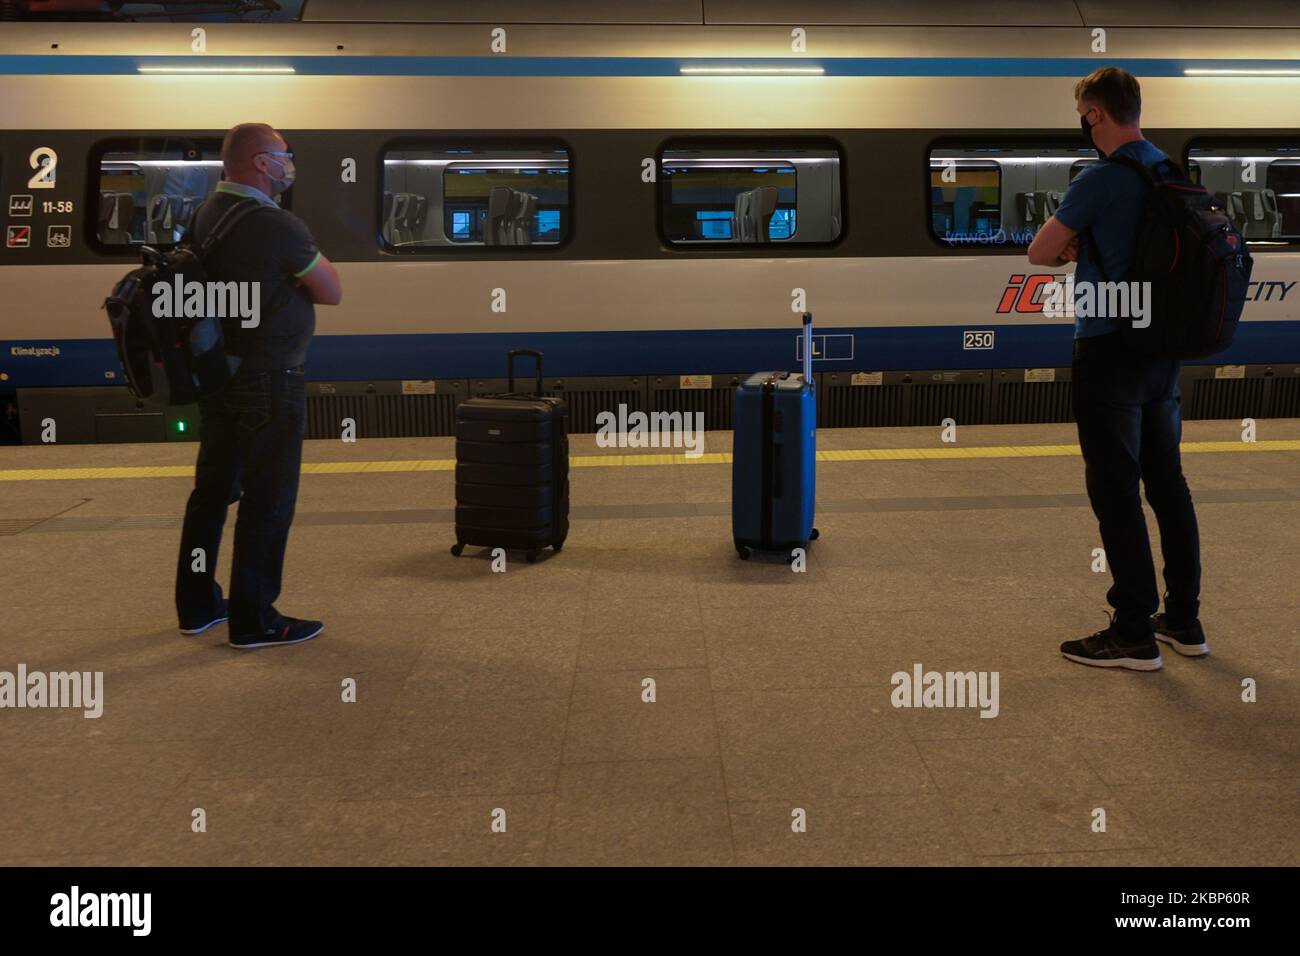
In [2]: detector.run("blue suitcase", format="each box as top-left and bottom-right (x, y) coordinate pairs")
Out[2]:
(732, 312), (819, 560)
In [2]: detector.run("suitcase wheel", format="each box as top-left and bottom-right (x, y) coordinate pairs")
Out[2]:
(552, 541), (564, 553)
(450, 542), (465, 557)
(736, 545), (753, 561)
(809, 528), (820, 541)
(526, 550), (540, 563)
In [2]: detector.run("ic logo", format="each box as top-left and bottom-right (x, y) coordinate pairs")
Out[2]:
(996, 273), (1063, 314)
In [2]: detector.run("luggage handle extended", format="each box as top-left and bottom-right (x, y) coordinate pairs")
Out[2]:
(507, 348), (544, 396)
(801, 311), (814, 388)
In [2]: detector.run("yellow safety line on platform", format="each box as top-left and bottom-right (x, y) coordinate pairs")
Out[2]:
(1, 439), (1298, 483)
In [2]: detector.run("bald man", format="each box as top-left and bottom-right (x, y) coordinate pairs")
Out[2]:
(175, 122), (342, 650)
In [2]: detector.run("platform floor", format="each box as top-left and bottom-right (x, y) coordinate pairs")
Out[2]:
(1, 421), (1297, 867)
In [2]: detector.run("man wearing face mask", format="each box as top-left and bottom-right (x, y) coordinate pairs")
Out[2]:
(175, 122), (343, 650)
(1027, 68), (1205, 671)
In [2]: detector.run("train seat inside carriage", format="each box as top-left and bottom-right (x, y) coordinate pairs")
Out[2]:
(408, 194), (429, 243)
(1206, 187), (1279, 238)
(659, 148), (835, 244)
(1215, 191), (1244, 232)
(388, 192), (411, 244)
(733, 185), (779, 242)
(485, 187), (512, 245)
(380, 148), (568, 248)
(1240, 188), (1282, 238)
(485, 186), (539, 246)
(96, 152), (221, 246)
(380, 184), (534, 247)
(1193, 146), (1297, 241)
(1016, 190), (1062, 227)
(384, 191), (428, 246)
(97, 192), (135, 245)
(145, 194), (198, 245)
(146, 194), (173, 244)
(517, 192), (539, 244)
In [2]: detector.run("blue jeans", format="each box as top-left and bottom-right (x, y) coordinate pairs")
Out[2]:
(175, 367), (307, 636)
(1072, 334), (1201, 640)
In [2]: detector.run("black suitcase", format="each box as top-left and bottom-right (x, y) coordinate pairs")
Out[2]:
(450, 349), (569, 562)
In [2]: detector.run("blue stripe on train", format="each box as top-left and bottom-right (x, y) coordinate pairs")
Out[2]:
(1, 55), (1299, 78)
(5, 322), (1298, 390)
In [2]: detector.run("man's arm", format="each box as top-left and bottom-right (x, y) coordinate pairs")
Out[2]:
(278, 213), (343, 306)
(295, 252), (342, 306)
(1027, 216), (1079, 267)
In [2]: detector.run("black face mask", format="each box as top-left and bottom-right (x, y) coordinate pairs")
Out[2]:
(1081, 112), (1107, 158)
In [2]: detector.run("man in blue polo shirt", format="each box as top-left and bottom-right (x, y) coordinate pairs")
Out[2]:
(175, 122), (343, 650)
(1028, 67), (1206, 671)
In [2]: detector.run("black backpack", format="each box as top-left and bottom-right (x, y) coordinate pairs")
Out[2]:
(103, 197), (261, 406)
(1085, 155), (1253, 359)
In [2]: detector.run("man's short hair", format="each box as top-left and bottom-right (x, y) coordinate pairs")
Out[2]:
(1074, 67), (1142, 125)
(221, 122), (279, 169)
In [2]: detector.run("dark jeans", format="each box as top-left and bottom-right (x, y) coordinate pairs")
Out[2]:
(175, 366), (306, 636)
(1073, 334), (1201, 641)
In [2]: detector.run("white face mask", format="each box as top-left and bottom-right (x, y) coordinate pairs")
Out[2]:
(258, 151), (296, 195)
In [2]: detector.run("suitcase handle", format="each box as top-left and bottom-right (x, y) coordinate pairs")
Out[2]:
(802, 312), (813, 387)
(507, 349), (543, 396)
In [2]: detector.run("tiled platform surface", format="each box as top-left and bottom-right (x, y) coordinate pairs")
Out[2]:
(1, 421), (1296, 866)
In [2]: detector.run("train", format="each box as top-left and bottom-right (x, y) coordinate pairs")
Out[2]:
(1, 0), (1298, 443)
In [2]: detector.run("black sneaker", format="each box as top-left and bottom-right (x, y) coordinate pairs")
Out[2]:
(1152, 614), (1209, 657)
(1060, 620), (1163, 671)
(179, 600), (230, 636)
(229, 617), (323, 650)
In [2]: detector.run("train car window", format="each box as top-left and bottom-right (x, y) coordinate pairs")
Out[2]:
(381, 146), (570, 249)
(1069, 159), (1098, 183)
(94, 140), (223, 247)
(1186, 143), (1300, 243)
(660, 145), (842, 245)
(929, 146), (1097, 247)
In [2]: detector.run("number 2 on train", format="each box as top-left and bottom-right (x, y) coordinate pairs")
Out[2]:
(28, 146), (58, 189)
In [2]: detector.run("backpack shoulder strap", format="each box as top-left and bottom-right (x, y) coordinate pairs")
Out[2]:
(196, 197), (263, 257)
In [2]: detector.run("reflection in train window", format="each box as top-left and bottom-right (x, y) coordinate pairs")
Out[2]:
(929, 146), (1098, 246)
(660, 145), (841, 245)
(1186, 143), (1300, 242)
(382, 146), (570, 249)
(96, 141), (223, 247)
